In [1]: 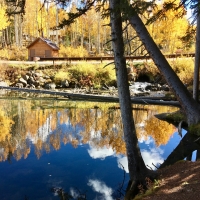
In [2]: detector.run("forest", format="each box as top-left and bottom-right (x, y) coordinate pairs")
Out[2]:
(0, 0), (196, 59)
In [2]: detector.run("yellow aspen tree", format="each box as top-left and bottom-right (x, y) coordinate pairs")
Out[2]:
(0, 3), (10, 31)
(148, 0), (189, 53)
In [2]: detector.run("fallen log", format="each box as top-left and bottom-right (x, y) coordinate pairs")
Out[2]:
(0, 86), (180, 106)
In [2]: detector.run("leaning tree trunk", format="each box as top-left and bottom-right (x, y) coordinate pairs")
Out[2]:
(127, 8), (200, 125)
(193, 14), (200, 101)
(159, 132), (200, 168)
(109, 0), (156, 198)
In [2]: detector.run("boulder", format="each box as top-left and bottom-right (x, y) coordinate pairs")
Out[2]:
(0, 81), (8, 87)
(61, 80), (69, 88)
(18, 78), (27, 87)
(15, 83), (23, 88)
(44, 83), (56, 90)
(128, 73), (137, 81)
(21, 74), (29, 81)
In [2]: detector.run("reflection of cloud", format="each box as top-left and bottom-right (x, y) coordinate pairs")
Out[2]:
(139, 136), (154, 145)
(88, 145), (115, 159)
(116, 155), (129, 173)
(116, 147), (163, 172)
(88, 179), (113, 200)
(141, 148), (164, 169)
(70, 188), (80, 199)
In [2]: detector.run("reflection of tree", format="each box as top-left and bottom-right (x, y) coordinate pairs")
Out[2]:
(134, 105), (177, 146)
(50, 132), (61, 150)
(0, 99), (178, 162)
(0, 106), (14, 162)
(144, 117), (176, 146)
(0, 110), (13, 142)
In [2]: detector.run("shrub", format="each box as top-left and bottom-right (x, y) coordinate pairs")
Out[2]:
(68, 62), (116, 88)
(54, 71), (70, 84)
(59, 45), (88, 57)
(169, 58), (194, 85)
(0, 46), (28, 61)
(95, 64), (116, 87)
(133, 57), (194, 85)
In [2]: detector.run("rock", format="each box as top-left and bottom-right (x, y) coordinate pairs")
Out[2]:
(27, 77), (35, 85)
(128, 73), (137, 81)
(0, 81), (8, 87)
(61, 80), (69, 88)
(18, 78), (27, 87)
(127, 66), (133, 74)
(34, 72), (42, 77)
(33, 81), (40, 87)
(21, 74), (29, 81)
(28, 84), (35, 89)
(15, 83), (23, 88)
(160, 84), (170, 91)
(44, 83), (56, 90)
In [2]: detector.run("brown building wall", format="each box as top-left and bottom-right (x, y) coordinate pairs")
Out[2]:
(52, 50), (59, 57)
(28, 40), (59, 61)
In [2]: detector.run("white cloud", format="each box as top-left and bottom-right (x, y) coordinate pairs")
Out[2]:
(88, 179), (114, 200)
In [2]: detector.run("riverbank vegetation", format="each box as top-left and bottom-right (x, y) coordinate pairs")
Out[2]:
(0, 57), (194, 90)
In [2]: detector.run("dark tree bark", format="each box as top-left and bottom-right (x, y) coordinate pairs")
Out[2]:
(127, 7), (200, 125)
(159, 132), (200, 168)
(155, 112), (200, 167)
(193, 14), (200, 101)
(109, 0), (156, 198)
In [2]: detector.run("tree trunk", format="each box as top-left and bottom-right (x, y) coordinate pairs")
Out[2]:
(159, 132), (200, 168)
(109, 0), (156, 198)
(19, 15), (23, 47)
(155, 112), (200, 167)
(128, 10), (200, 125)
(56, 6), (59, 45)
(14, 14), (19, 47)
(193, 14), (200, 101)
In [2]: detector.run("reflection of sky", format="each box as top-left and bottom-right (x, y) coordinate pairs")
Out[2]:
(1, 100), (194, 199)
(88, 145), (115, 160)
(87, 128), (188, 173)
(88, 179), (114, 200)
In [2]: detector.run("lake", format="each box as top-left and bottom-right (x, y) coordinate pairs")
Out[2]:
(0, 98), (188, 200)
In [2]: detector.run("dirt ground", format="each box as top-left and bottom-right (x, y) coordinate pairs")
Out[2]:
(141, 160), (200, 200)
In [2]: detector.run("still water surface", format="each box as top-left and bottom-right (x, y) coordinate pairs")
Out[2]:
(0, 99), (184, 200)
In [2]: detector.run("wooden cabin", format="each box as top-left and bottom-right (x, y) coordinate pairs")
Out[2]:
(27, 37), (59, 61)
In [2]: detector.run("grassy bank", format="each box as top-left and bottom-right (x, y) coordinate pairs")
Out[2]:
(0, 57), (194, 89)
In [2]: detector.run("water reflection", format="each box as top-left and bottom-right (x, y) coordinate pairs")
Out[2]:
(0, 99), (179, 199)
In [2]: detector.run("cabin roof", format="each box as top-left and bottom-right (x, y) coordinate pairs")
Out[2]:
(27, 37), (59, 50)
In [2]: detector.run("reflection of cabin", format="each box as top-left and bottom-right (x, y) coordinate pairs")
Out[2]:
(27, 37), (59, 61)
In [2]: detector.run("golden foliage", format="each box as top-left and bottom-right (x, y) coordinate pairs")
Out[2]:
(59, 45), (88, 57)
(169, 58), (194, 84)
(0, 3), (10, 31)
(0, 110), (13, 142)
(147, 0), (189, 53)
(144, 117), (176, 146)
